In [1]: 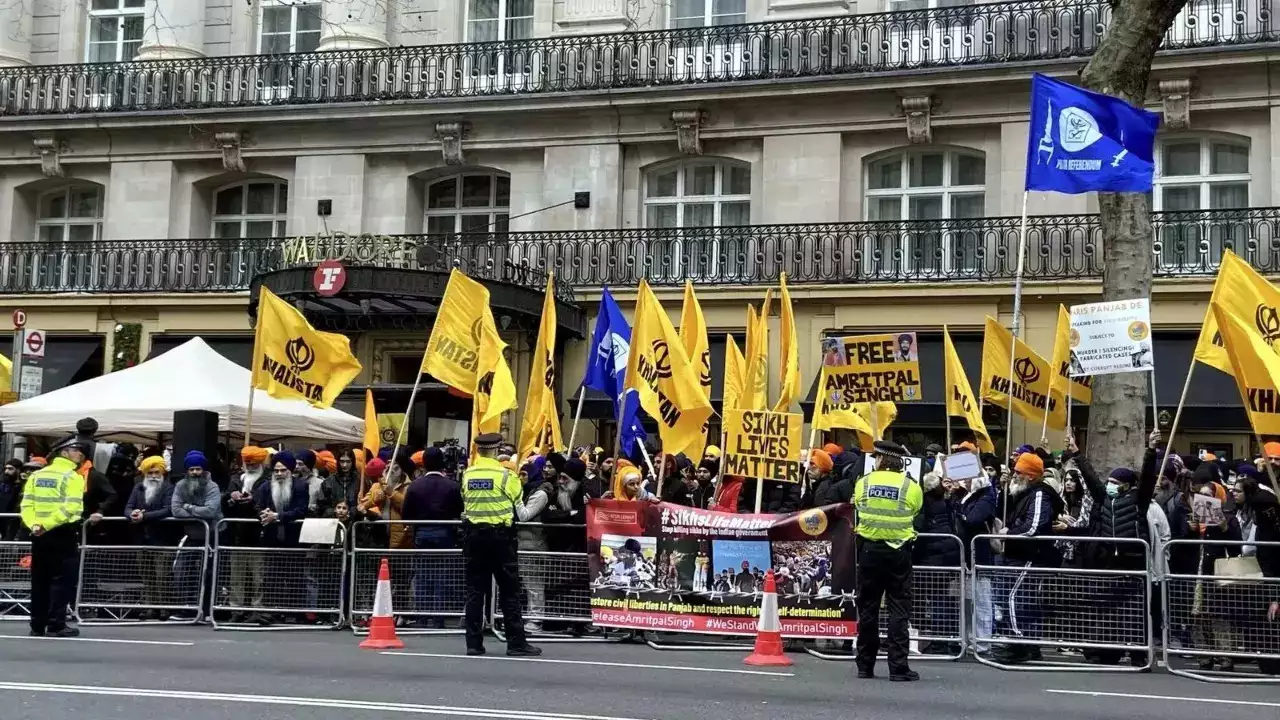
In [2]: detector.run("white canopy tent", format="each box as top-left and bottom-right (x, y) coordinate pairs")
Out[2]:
(0, 338), (364, 443)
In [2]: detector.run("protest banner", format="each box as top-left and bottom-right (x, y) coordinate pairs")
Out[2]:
(817, 333), (922, 404)
(1069, 299), (1155, 376)
(587, 500), (858, 638)
(723, 408), (803, 483)
(862, 454), (924, 483)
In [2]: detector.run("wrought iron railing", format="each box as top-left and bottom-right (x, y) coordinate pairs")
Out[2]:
(0, 0), (1271, 116)
(0, 208), (1276, 295)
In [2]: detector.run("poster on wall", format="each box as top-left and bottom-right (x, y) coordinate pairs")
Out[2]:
(586, 500), (858, 638)
(1069, 299), (1155, 376)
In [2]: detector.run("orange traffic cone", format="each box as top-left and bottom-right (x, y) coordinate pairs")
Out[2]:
(359, 558), (405, 650)
(744, 569), (793, 667)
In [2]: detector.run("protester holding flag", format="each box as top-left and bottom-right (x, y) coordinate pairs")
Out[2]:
(582, 288), (645, 459)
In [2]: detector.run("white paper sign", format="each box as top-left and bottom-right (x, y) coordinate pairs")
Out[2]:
(864, 455), (924, 483)
(941, 452), (982, 481)
(1069, 299), (1154, 377)
(299, 518), (342, 546)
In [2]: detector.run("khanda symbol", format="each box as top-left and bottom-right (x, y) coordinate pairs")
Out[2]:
(543, 350), (556, 390)
(285, 337), (315, 373)
(699, 350), (711, 387)
(652, 340), (673, 378)
(1014, 356), (1040, 385)
(751, 356), (768, 392)
(1256, 304), (1280, 344)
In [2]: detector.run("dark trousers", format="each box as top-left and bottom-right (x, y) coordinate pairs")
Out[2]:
(463, 524), (527, 650)
(855, 537), (913, 673)
(30, 527), (80, 633)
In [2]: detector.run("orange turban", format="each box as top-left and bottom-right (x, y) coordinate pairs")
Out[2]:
(411, 450), (425, 468)
(809, 450), (833, 473)
(823, 443), (843, 456)
(1263, 442), (1280, 460)
(316, 450), (337, 474)
(240, 446), (269, 465)
(1014, 453), (1044, 480)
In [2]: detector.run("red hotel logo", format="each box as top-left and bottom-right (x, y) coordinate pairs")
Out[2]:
(597, 510), (638, 525)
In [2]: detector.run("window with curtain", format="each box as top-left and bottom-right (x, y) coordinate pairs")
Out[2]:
(1154, 137), (1249, 270)
(86, 0), (144, 63)
(864, 149), (985, 276)
(211, 181), (289, 238)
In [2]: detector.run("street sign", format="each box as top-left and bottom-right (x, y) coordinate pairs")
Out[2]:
(313, 260), (346, 298)
(18, 365), (42, 400)
(21, 329), (44, 359)
(11, 309), (25, 329)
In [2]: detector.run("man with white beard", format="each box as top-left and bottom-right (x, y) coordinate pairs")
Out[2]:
(170, 451), (223, 620)
(222, 446), (271, 624)
(253, 451), (310, 623)
(125, 455), (176, 619)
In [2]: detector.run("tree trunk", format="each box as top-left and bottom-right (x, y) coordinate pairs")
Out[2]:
(1078, 0), (1188, 475)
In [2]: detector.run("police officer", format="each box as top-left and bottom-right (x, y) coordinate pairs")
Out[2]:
(853, 439), (923, 681)
(21, 433), (91, 637)
(460, 432), (542, 657)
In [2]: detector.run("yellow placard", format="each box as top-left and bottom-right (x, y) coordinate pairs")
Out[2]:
(818, 333), (922, 404)
(722, 408), (803, 483)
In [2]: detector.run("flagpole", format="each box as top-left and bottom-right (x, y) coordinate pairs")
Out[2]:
(1004, 190), (1031, 467)
(390, 362), (426, 472)
(244, 379), (256, 448)
(1149, 366), (1159, 436)
(566, 385), (587, 450)
(636, 437), (656, 478)
(244, 299), (265, 449)
(1156, 363), (1195, 484)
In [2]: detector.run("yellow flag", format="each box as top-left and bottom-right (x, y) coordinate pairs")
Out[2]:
(980, 316), (1066, 431)
(422, 269), (518, 438)
(0, 354), (10, 393)
(723, 334), (746, 415)
(1195, 250), (1280, 375)
(679, 281), (711, 459)
(743, 290), (772, 411)
(1049, 305), (1093, 404)
(251, 287), (362, 408)
(363, 389), (380, 455)
(625, 280), (714, 457)
(943, 327), (994, 453)
(1212, 301), (1280, 436)
(518, 274), (564, 459)
(774, 273), (801, 412)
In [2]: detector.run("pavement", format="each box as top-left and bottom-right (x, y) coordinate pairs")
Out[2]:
(0, 626), (1276, 720)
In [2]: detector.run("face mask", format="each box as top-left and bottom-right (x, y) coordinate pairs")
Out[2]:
(1105, 483), (1120, 498)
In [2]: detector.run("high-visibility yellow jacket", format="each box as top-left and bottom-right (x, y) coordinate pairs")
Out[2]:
(461, 456), (522, 526)
(20, 455), (85, 532)
(853, 469), (922, 548)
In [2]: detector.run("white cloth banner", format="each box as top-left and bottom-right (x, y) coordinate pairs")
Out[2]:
(1069, 299), (1154, 377)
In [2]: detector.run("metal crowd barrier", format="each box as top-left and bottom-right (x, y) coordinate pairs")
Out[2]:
(1163, 539), (1280, 684)
(972, 534), (1153, 673)
(349, 519), (465, 636)
(211, 518), (347, 631)
(0, 513), (30, 621)
(804, 532), (966, 662)
(76, 516), (211, 625)
(488, 522), (603, 644)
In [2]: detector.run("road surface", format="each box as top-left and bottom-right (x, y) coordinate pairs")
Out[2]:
(0, 627), (1274, 720)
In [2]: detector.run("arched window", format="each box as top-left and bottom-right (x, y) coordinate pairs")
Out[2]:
(211, 181), (288, 238)
(863, 148), (985, 276)
(644, 159), (750, 228)
(1154, 137), (1250, 270)
(36, 185), (104, 242)
(424, 172), (511, 236)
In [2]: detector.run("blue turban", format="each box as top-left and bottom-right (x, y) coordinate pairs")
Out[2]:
(183, 450), (208, 470)
(296, 449), (317, 470)
(274, 450), (296, 471)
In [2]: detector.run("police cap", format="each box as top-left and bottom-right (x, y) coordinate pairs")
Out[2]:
(50, 434), (92, 455)
(872, 440), (907, 458)
(474, 433), (505, 450)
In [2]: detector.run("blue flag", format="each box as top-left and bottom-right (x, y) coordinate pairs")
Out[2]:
(582, 287), (646, 456)
(1025, 73), (1159, 194)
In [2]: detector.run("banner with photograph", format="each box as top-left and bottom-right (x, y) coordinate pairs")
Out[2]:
(818, 333), (922, 403)
(587, 500), (858, 638)
(1069, 299), (1155, 376)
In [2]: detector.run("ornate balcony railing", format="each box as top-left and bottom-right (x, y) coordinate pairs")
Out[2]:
(0, 0), (1271, 117)
(0, 208), (1276, 295)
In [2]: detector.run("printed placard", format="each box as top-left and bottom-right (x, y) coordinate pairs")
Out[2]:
(862, 454), (925, 483)
(723, 408), (803, 483)
(1069, 299), (1154, 376)
(819, 333), (922, 403)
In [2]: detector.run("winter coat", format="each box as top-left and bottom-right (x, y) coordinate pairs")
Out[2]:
(711, 477), (743, 512)
(737, 478), (802, 514)
(253, 476), (310, 547)
(1069, 449), (1157, 569)
(1167, 493), (1241, 575)
(0, 475), (21, 541)
(1249, 490), (1280, 579)
(1003, 482), (1065, 566)
(912, 492), (961, 567)
(125, 481), (177, 545)
(516, 484), (551, 551)
(957, 482), (999, 566)
(222, 471), (267, 546)
(318, 471), (363, 519)
(542, 479), (588, 553)
(170, 472), (223, 545)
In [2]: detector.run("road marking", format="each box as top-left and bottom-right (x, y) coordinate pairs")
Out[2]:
(0, 635), (195, 647)
(383, 651), (795, 677)
(0, 681), (653, 720)
(1046, 690), (1280, 708)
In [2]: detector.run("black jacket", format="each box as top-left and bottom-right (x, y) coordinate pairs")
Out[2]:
(221, 471), (267, 546)
(913, 492), (960, 567)
(1003, 482), (1065, 566)
(737, 478), (802, 514)
(1070, 449), (1157, 569)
